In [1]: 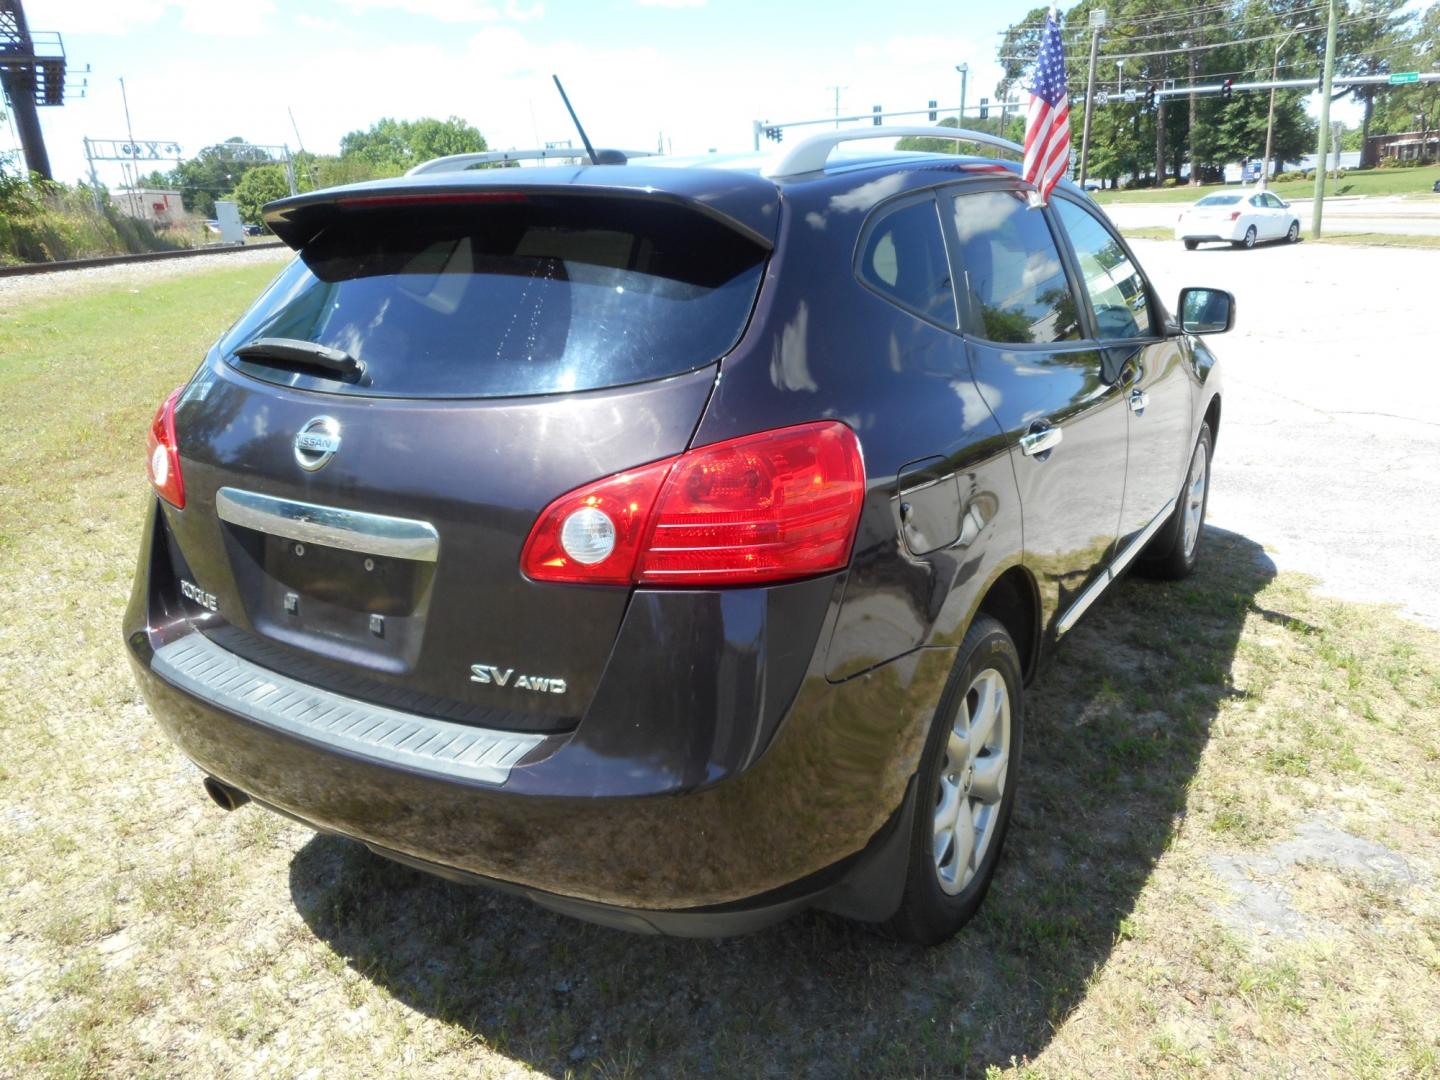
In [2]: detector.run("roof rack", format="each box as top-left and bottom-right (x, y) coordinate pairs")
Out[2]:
(763, 126), (1024, 180)
(406, 147), (658, 176)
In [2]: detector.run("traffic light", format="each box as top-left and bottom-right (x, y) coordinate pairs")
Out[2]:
(873, 105), (882, 126)
(1221, 79), (1233, 102)
(928, 99), (937, 122)
(1145, 85), (1156, 110)
(979, 97), (990, 120)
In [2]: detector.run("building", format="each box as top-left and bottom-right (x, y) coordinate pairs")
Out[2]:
(1364, 130), (1439, 165)
(116, 188), (187, 228)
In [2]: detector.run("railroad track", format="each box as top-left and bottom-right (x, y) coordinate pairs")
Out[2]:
(0, 241), (286, 279)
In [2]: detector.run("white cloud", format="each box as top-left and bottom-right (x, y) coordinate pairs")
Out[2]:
(333, 0), (542, 23)
(296, 14), (343, 33)
(32, 0), (275, 37)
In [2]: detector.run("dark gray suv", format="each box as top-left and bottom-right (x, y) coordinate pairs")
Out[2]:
(125, 128), (1231, 943)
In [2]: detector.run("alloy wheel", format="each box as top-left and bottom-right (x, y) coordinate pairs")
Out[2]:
(1182, 437), (1208, 558)
(932, 668), (1011, 895)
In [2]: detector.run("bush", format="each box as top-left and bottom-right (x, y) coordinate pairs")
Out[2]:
(0, 177), (196, 263)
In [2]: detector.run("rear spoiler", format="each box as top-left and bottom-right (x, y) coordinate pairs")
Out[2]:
(263, 167), (780, 252)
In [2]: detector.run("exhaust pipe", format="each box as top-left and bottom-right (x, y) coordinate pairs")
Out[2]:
(203, 775), (251, 811)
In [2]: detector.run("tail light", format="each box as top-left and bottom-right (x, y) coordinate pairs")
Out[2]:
(146, 386), (186, 509)
(522, 421), (865, 587)
(1228, 211), (1241, 221)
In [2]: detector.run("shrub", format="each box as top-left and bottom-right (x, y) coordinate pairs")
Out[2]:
(0, 178), (196, 263)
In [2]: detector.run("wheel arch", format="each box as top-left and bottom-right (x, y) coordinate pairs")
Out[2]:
(1203, 392), (1221, 451)
(974, 564), (1041, 684)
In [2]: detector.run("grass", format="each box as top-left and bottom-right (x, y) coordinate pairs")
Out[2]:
(2, 267), (1439, 1077)
(1092, 163), (1440, 204)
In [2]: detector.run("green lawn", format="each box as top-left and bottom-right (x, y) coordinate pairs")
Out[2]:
(2, 266), (1439, 1078)
(1093, 164), (1440, 205)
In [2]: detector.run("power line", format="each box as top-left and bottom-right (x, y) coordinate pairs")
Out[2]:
(1000, 16), (1389, 64)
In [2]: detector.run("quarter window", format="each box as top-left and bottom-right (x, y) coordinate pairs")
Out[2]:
(1053, 199), (1156, 340)
(950, 189), (1081, 345)
(857, 198), (956, 325)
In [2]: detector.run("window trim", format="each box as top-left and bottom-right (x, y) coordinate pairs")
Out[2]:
(851, 191), (961, 332)
(941, 178), (1091, 351)
(1047, 190), (1167, 349)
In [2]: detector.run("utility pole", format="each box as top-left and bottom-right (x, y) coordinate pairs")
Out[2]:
(1311, 0), (1339, 237)
(826, 84), (848, 129)
(1264, 25), (1308, 187)
(1078, 8), (1105, 189)
(956, 63), (969, 123)
(119, 76), (138, 211)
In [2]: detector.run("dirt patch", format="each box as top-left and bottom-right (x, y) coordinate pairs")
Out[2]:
(1210, 816), (1418, 941)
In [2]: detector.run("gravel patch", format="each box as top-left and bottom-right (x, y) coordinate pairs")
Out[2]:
(0, 247), (291, 313)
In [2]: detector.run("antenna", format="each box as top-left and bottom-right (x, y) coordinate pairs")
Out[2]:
(551, 75), (599, 165)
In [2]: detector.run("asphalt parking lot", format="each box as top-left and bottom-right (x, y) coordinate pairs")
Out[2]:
(1125, 236), (1440, 629)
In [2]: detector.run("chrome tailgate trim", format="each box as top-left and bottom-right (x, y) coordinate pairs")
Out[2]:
(215, 487), (440, 562)
(151, 634), (542, 785)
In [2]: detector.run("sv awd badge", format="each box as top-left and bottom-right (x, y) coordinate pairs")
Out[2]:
(470, 664), (567, 694)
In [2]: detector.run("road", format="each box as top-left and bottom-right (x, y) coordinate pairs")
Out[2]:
(1128, 238), (1440, 628)
(1106, 194), (1440, 237)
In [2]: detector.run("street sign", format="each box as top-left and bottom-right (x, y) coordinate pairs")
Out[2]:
(1094, 91), (1110, 105)
(1388, 71), (1420, 85)
(1123, 89), (1138, 103)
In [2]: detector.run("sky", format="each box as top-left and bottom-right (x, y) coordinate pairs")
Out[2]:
(10, 0), (1041, 186)
(9, 0), (1367, 187)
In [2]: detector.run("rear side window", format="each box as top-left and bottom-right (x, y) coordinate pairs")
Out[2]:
(219, 198), (767, 398)
(950, 189), (1081, 345)
(856, 198), (956, 326)
(1197, 194), (1242, 206)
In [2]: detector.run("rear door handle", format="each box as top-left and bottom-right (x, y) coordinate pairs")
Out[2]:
(1019, 422), (1063, 458)
(1129, 388), (1150, 414)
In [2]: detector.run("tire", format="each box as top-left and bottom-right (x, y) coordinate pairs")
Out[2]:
(1183, 238), (1199, 251)
(887, 614), (1024, 945)
(1139, 422), (1212, 580)
(1286, 220), (1300, 243)
(1234, 225), (1258, 250)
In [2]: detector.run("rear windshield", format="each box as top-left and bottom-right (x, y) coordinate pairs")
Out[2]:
(1196, 195), (1243, 206)
(218, 197), (767, 398)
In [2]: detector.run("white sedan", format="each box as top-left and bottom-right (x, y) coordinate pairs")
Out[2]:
(1175, 190), (1302, 250)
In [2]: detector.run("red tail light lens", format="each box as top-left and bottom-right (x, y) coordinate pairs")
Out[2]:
(146, 386), (186, 509)
(521, 421), (865, 587)
(1228, 211), (1241, 221)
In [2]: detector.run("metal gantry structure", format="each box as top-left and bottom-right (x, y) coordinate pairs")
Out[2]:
(82, 138), (298, 212)
(0, 0), (69, 179)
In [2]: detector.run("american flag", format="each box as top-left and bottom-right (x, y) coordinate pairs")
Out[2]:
(1023, 7), (1072, 205)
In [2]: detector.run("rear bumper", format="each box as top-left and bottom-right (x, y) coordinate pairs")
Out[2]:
(126, 504), (949, 930)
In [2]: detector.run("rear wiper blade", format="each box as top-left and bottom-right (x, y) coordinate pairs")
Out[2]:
(234, 337), (366, 382)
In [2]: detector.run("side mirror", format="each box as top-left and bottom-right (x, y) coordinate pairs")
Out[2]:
(1178, 287), (1235, 336)
(1280, 200), (1291, 208)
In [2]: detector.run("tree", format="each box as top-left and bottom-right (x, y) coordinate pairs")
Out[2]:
(1370, 3), (1439, 161)
(338, 116), (487, 175)
(231, 164), (291, 226)
(996, 0), (1331, 187)
(168, 137), (271, 217)
(1331, 0), (1413, 167)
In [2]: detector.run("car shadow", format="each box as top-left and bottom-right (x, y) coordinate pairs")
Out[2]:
(289, 525), (1275, 1077)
